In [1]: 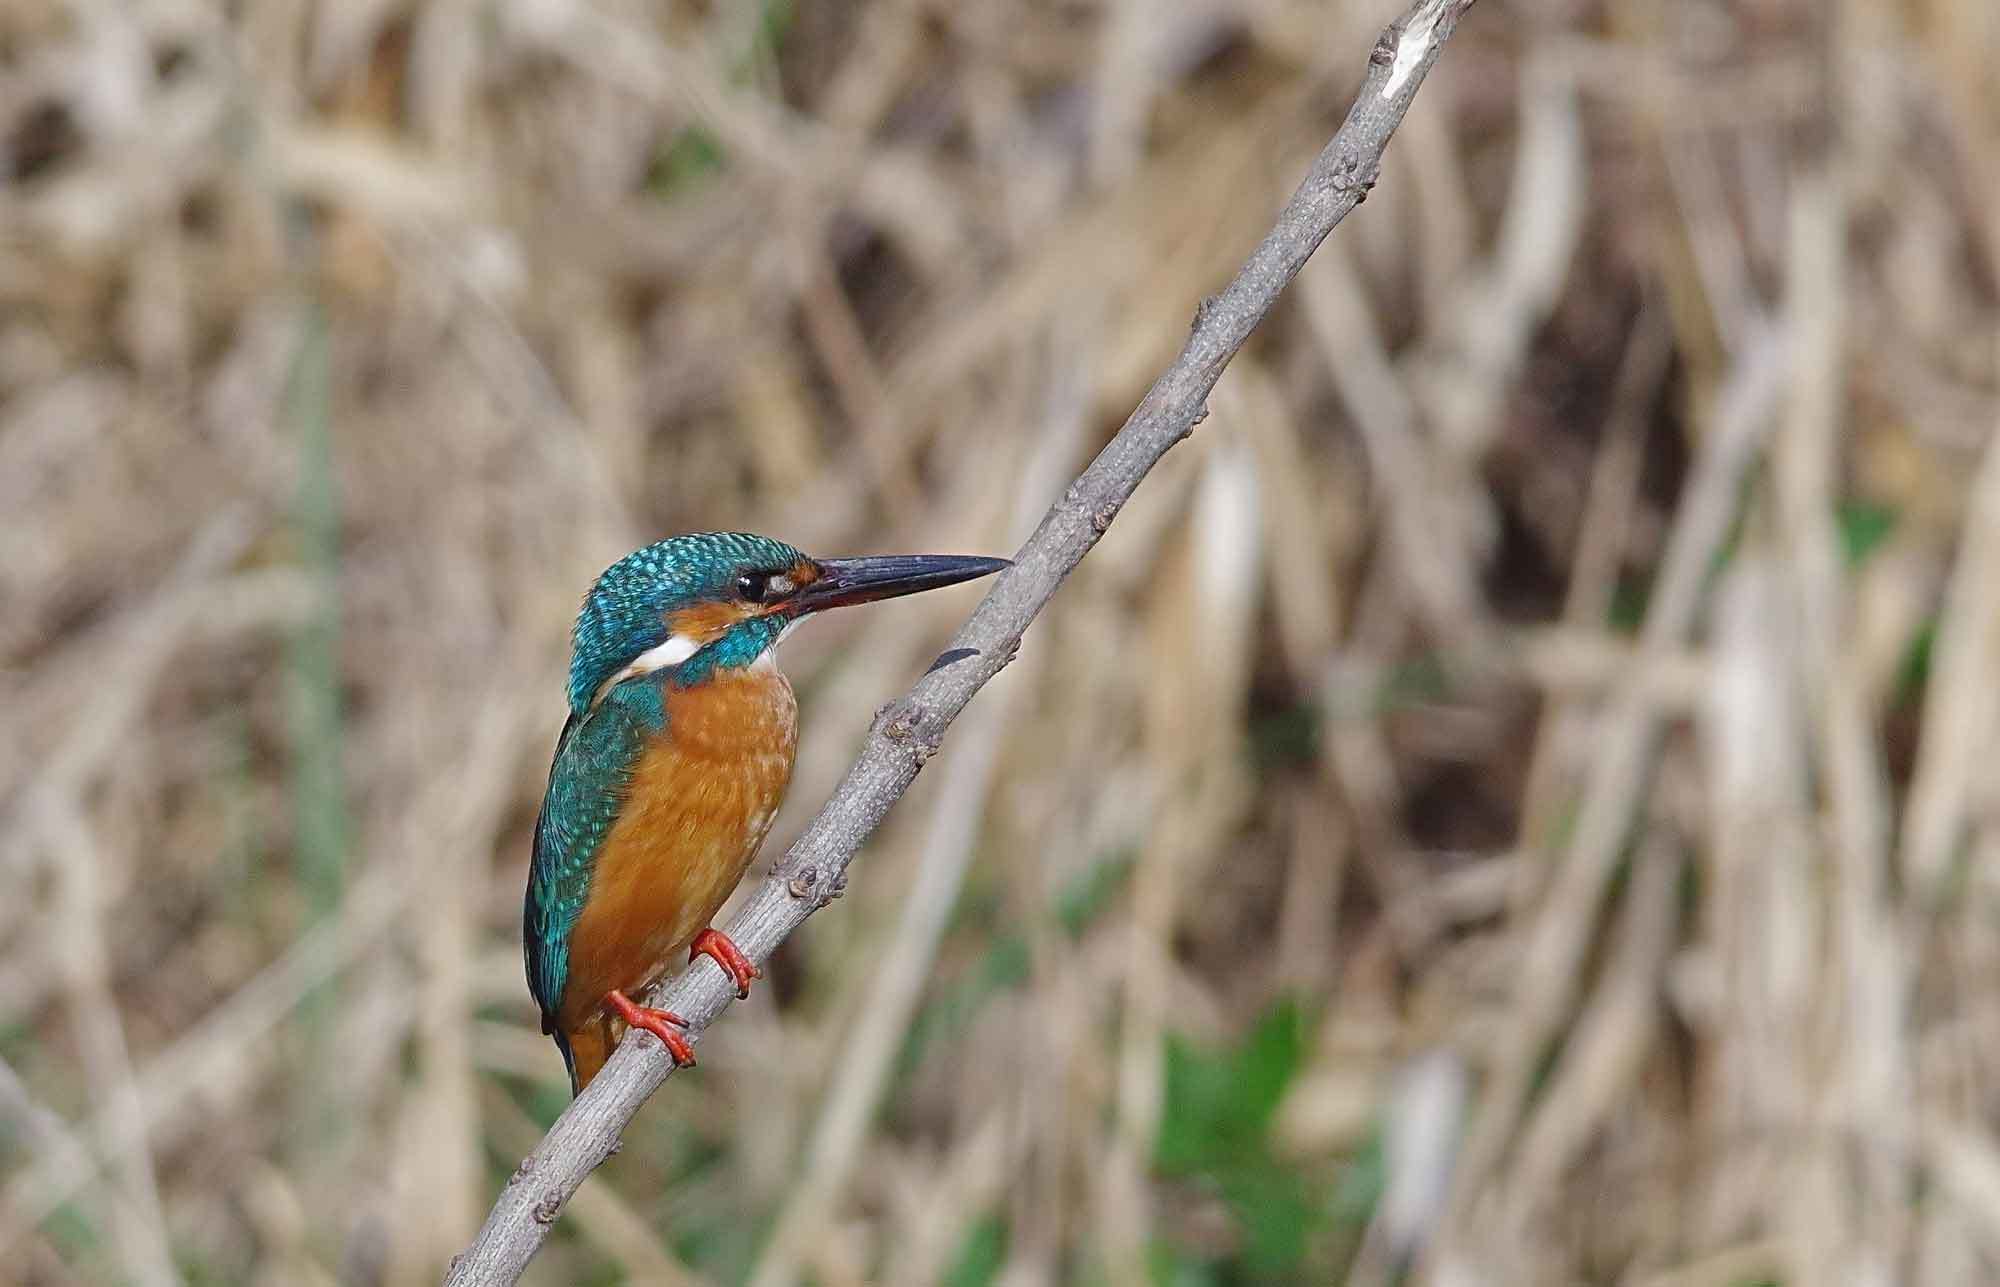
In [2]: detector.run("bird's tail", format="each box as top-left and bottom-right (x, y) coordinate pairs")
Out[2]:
(552, 1027), (579, 1095)
(559, 1021), (615, 1096)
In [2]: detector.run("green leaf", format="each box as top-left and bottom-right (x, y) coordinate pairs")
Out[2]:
(1896, 618), (1937, 707)
(647, 128), (726, 198)
(45, 1200), (103, 1258)
(1837, 500), (1898, 567)
(943, 1215), (1009, 1287)
(1156, 999), (1306, 1175)
(1375, 654), (1450, 715)
(1054, 851), (1136, 938)
(1146, 1240), (1223, 1287)
(1219, 1162), (1315, 1275)
(984, 934), (1032, 988)
(1249, 702), (1321, 770)
(1329, 1129), (1387, 1230)
(897, 934), (1032, 1084)
(755, 0), (796, 55)
(1608, 574), (1651, 633)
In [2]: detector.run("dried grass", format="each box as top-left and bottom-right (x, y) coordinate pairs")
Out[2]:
(2, 0), (1996, 1283)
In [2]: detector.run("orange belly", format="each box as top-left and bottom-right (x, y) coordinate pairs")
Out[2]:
(558, 662), (797, 1083)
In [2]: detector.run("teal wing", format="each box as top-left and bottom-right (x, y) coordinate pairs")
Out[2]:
(523, 690), (661, 1036)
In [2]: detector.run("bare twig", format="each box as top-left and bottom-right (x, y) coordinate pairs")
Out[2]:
(444, 3), (1478, 1280)
(746, 323), (1089, 1287)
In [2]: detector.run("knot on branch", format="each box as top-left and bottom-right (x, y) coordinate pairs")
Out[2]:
(878, 698), (942, 767)
(782, 861), (846, 909)
(811, 869), (848, 910)
(1317, 152), (1379, 205)
(531, 1194), (562, 1225)
(878, 699), (921, 741)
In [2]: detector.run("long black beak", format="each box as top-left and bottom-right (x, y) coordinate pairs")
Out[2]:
(794, 553), (1010, 614)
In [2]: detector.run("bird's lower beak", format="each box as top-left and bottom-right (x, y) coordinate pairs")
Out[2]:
(794, 553), (1010, 614)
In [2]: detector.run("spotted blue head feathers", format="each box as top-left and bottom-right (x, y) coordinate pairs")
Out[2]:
(566, 533), (808, 712)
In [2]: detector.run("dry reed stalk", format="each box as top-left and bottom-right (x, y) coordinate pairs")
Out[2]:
(8, 0), (1999, 1281)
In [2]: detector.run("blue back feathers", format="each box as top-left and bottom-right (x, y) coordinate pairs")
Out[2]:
(523, 690), (656, 1032)
(566, 532), (806, 711)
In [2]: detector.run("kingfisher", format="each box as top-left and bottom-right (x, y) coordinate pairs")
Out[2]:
(525, 532), (1008, 1094)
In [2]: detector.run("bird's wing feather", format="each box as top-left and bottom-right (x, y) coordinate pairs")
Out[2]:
(523, 694), (657, 1032)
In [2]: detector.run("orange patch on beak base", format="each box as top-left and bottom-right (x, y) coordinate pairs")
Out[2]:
(786, 558), (823, 596)
(761, 558), (825, 620)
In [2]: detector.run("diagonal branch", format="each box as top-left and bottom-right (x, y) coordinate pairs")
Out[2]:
(446, 2), (1477, 1281)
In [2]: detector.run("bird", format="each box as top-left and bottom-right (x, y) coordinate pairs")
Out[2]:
(525, 531), (1009, 1094)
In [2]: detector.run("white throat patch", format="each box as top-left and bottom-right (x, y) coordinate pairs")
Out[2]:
(628, 632), (702, 672)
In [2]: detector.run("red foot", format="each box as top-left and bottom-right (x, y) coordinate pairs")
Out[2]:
(691, 928), (762, 1000)
(605, 989), (696, 1067)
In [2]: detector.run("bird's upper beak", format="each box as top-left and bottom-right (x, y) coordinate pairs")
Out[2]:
(792, 553), (1010, 615)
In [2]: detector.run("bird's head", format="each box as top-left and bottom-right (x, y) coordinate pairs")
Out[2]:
(567, 531), (1009, 712)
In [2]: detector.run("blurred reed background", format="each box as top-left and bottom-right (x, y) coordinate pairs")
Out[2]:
(2, 0), (1997, 1283)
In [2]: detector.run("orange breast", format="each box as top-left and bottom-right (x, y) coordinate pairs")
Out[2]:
(557, 662), (797, 1035)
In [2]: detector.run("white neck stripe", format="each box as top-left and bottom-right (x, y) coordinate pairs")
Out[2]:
(589, 618), (801, 706)
(590, 633), (701, 708)
(631, 633), (702, 671)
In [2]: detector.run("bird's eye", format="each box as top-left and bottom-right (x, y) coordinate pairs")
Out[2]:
(735, 569), (797, 605)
